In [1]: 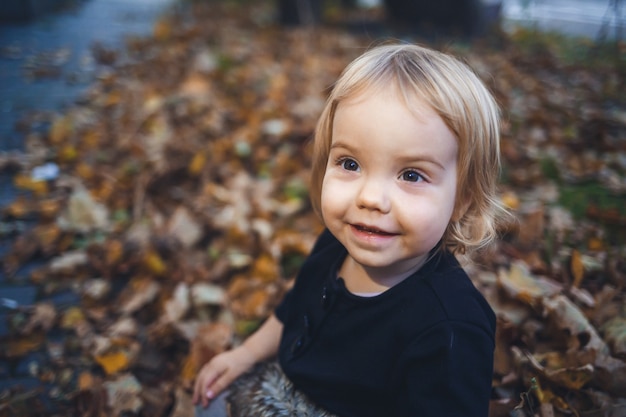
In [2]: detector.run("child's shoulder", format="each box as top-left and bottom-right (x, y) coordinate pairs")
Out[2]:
(422, 252), (495, 329)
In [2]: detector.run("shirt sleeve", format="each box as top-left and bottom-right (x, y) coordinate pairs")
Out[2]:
(274, 288), (292, 323)
(401, 320), (494, 417)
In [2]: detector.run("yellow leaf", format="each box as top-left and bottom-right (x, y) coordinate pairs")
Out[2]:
(61, 307), (86, 329)
(13, 173), (48, 195)
(188, 152), (206, 176)
(501, 191), (520, 210)
(58, 144), (78, 162)
(143, 250), (167, 276)
(95, 350), (131, 375)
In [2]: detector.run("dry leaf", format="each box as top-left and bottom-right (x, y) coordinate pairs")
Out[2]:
(497, 262), (563, 306)
(143, 250), (167, 276)
(166, 206), (203, 248)
(163, 283), (190, 323)
(103, 373), (143, 416)
(49, 250), (88, 272)
(3, 333), (45, 357)
(22, 302), (57, 334)
(57, 185), (110, 232)
(181, 322), (233, 386)
(95, 350), (131, 375)
(542, 295), (608, 355)
(169, 388), (194, 417)
(191, 283), (227, 307)
(570, 249), (585, 287)
(601, 316), (626, 358)
(119, 277), (161, 314)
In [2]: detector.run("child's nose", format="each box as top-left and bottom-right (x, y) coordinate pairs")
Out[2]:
(356, 177), (391, 213)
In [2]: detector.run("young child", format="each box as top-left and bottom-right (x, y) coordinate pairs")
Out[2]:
(193, 42), (506, 417)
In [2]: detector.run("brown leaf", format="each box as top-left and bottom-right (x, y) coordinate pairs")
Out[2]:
(169, 388), (194, 417)
(22, 302), (57, 334)
(181, 322), (233, 387)
(2, 333), (45, 357)
(166, 206), (203, 248)
(103, 373), (143, 416)
(497, 262), (562, 306)
(119, 277), (161, 314)
(570, 249), (585, 287)
(601, 316), (626, 358)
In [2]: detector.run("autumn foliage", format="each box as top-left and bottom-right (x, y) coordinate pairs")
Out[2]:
(0, 1), (625, 416)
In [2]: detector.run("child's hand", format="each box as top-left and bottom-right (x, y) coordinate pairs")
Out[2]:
(192, 345), (255, 408)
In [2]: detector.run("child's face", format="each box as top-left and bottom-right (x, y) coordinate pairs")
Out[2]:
(321, 89), (459, 279)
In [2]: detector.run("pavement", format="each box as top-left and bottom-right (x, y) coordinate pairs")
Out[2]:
(0, 0), (177, 412)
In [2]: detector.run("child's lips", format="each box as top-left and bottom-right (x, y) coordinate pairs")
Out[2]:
(351, 223), (396, 236)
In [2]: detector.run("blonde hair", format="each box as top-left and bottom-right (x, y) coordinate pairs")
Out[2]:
(310, 43), (507, 255)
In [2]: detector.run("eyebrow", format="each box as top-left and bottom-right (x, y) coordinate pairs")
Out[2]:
(329, 140), (448, 171)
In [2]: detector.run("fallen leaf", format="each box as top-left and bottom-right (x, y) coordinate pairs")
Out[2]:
(570, 249), (585, 287)
(57, 185), (110, 232)
(601, 316), (626, 358)
(163, 283), (190, 323)
(166, 206), (203, 248)
(119, 277), (161, 314)
(191, 283), (227, 307)
(22, 302), (57, 334)
(497, 262), (563, 306)
(169, 388), (194, 417)
(2, 333), (45, 357)
(94, 350), (132, 375)
(103, 373), (143, 416)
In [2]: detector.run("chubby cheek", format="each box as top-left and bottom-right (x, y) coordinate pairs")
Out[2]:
(320, 175), (346, 225)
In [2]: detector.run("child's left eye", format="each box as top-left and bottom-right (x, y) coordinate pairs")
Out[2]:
(401, 170), (424, 182)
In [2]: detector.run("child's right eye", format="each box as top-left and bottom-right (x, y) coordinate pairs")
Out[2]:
(340, 158), (359, 171)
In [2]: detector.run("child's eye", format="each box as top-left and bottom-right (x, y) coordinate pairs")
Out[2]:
(340, 158), (359, 171)
(401, 170), (424, 182)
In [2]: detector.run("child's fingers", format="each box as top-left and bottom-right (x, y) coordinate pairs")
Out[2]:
(193, 366), (224, 407)
(204, 371), (236, 403)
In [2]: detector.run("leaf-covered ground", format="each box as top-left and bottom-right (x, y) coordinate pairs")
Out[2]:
(1, 1), (625, 416)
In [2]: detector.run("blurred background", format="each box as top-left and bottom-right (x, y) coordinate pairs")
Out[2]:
(0, 1), (624, 416)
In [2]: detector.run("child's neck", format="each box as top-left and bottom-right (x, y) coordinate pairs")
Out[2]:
(338, 255), (427, 294)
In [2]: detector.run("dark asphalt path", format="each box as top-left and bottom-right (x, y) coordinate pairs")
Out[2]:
(0, 1), (177, 412)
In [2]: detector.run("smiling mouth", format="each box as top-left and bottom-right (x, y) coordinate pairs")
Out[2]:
(352, 224), (395, 236)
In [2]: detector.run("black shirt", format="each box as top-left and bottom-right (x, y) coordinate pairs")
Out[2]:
(275, 229), (495, 417)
